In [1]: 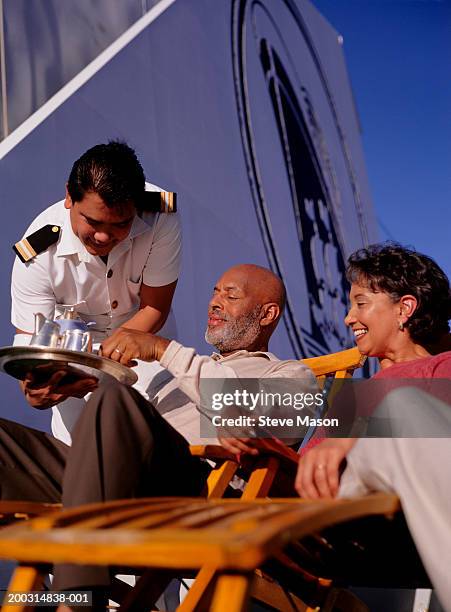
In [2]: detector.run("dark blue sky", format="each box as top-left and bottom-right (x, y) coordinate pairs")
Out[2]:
(313, 0), (450, 277)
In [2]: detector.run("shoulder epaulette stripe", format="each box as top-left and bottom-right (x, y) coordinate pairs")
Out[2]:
(140, 191), (177, 213)
(15, 238), (37, 262)
(13, 224), (61, 263)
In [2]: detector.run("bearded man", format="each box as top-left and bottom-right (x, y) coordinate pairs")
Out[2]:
(101, 263), (317, 454)
(0, 264), (316, 603)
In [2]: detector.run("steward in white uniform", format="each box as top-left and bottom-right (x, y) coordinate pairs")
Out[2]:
(11, 141), (181, 444)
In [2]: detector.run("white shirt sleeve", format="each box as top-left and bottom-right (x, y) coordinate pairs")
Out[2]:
(11, 255), (56, 333)
(142, 213), (182, 287)
(159, 341), (238, 407)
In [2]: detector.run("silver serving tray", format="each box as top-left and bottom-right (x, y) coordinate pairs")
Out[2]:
(0, 346), (138, 387)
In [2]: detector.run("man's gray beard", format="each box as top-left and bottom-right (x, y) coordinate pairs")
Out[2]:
(205, 306), (262, 353)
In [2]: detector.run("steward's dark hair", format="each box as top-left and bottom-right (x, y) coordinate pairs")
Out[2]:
(67, 141), (145, 210)
(346, 242), (451, 345)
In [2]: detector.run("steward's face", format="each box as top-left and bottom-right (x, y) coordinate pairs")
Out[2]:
(65, 191), (135, 257)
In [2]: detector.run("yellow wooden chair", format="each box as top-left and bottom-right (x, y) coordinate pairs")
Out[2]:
(192, 346), (366, 500)
(0, 493), (399, 612)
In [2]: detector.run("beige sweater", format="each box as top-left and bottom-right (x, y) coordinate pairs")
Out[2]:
(148, 340), (317, 445)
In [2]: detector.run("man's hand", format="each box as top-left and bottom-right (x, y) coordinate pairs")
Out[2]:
(218, 437), (260, 459)
(21, 368), (98, 409)
(100, 328), (170, 365)
(295, 438), (356, 499)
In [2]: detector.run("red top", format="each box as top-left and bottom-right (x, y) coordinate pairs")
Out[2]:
(300, 351), (451, 455)
(373, 351), (451, 379)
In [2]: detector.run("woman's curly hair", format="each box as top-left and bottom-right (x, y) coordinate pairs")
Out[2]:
(346, 242), (451, 345)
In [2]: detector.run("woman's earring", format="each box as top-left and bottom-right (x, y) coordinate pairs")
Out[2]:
(399, 321), (404, 331)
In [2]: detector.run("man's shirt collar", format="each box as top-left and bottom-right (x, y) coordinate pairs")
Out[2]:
(211, 350), (272, 362)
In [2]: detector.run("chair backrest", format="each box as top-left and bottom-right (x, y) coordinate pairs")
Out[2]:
(300, 346), (366, 449)
(302, 346), (366, 383)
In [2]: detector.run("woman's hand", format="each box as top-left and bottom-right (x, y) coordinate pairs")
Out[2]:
(295, 438), (356, 499)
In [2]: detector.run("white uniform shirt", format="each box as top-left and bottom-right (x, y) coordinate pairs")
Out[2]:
(11, 188), (181, 444)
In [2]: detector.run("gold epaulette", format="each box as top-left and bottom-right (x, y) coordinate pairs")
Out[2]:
(13, 225), (61, 263)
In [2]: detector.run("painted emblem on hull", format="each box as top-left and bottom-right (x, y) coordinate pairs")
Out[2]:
(232, 0), (369, 357)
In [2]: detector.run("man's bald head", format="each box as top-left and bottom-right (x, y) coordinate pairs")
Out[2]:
(205, 264), (286, 355)
(225, 264), (286, 313)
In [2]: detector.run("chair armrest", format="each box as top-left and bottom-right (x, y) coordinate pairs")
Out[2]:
(190, 440), (299, 466)
(189, 444), (238, 461)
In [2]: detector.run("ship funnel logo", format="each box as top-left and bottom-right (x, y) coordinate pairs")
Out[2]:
(232, 0), (361, 357)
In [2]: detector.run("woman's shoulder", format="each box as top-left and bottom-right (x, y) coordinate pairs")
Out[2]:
(429, 350), (451, 377)
(374, 351), (451, 379)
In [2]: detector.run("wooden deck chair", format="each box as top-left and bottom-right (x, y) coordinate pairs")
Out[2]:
(192, 346), (366, 500)
(0, 493), (399, 612)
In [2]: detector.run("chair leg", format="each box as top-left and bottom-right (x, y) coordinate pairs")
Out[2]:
(2, 565), (44, 612)
(177, 567), (217, 612)
(206, 460), (239, 499)
(210, 573), (254, 612)
(241, 457), (279, 499)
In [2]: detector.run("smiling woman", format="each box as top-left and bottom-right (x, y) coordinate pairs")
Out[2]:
(295, 244), (451, 610)
(296, 242), (451, 500)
